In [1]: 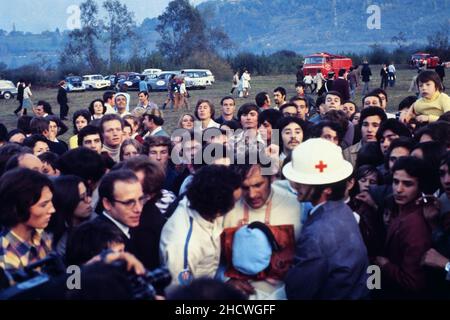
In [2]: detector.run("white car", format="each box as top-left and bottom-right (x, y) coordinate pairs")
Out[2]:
(142, 68), (162, 76)
(0, 80), (17, 100)
(82, 74), (111, 90)
(181, 69), (215, 89)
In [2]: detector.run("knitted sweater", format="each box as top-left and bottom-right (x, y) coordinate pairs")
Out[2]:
(413, 91), (450, 122)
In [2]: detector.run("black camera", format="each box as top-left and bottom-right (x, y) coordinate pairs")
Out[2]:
(0, 255), (171, 300)
(0, 253), (66, 300)
(123, 263), (172, 300)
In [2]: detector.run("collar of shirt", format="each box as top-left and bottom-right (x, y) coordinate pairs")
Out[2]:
(102, 211), (130, 239)
(309, 201), (327, 216)
(151, 126), (163, 135)
(9, 228), (45, 249)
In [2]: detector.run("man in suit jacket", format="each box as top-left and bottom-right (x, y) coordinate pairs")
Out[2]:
(94, 169), (147, 251)
(332, 69), (350, 102)
(283, 138), (370, 300)
(57, 80), (69, 120)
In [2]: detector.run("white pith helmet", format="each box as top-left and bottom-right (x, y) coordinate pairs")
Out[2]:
(282, 138), (353, 185)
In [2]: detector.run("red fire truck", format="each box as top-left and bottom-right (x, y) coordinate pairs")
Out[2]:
(303, 52), (353, 78)
(410, 52), (440, 68)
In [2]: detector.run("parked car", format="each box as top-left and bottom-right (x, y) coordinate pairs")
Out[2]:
(82, 74), (111, 90)
(0, 80), (18, 100)
(117, 73), (144, 92)
(181, 69), (215, 89)
(146, 71), (180, 92)
(142, 68), (162, 76)
(65, 76), (86, 92)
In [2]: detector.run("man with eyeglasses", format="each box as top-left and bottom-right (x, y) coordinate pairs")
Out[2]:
(94, 170), (149, 252)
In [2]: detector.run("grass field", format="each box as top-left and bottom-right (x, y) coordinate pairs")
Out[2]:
(1, 66), (448, 143)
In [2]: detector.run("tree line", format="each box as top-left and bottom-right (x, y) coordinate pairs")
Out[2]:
(0, 0), (448, 85)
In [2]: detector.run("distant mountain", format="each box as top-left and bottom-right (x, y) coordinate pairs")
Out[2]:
(197, 0), (450, 53)
(1, 0), (448, 68)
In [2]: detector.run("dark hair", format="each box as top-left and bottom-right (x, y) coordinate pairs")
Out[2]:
(0, 144), (31, 175)
(100, 114), (124, 133)
(103, 90), (115, 103)
(360, 106), (387, 126)
(88, 99), (107, 116)
(237, 103), (259, 120)
(220, 96), (235, 106)
(376, 118), (411, 142)
(38, 151), (59, 170)
(37, 100), (53, 115)
(194, 99), (215, 120)
(362, 94), (382, 107)
(143, 112), (164, 127)
(0, 124), (7, 143)
(416, 70), (443, 92)
(295, 81), (305, 88)
(168, 278), (246, 300)
(29, 117), (50, 135)
(22, 134), (49, 151)
(46, 175), (85, 246)
(57, 147), (106, 186)
(221, 120), (241, 130)
(398, 96), (418, 111)
(440, 151), (450, 168)
(120, 156), (165, 199)
(258, 109), (283, 128)
(369, 88), (388, 103)
(65, 220), (126, 266)
(72, 109), (92, 134)
(0, 168), (54, 228)
(138, 91), (149, 97)
(277, 116), (308, 134)
(338, 68), (346, 77)
(391, 156), (428, 193)
(273, 86), (286, 97)
(143, 135), (172, 156)
(350, 165), (383, 196)
(385, 137), (415, 170)
(323, 109), (349, 133)
(414, 121), (450, 149)
(255, 92), (269, 108)
(17, 115), (33, 135)
(311, 179), (348, 203)
(356, 142), (384, 168)
(356, 165), (382, 184)
(279, 102), (299, 114)
(289, 96), (309, 110)
(310, 121), (344, 144)
(325, 91), (343, 103)
(186, 165), (242, 219)
(78, 125), (103, 147)
(7, 129), (26, 143)
(411, 141), (446, 193)
(98, 170), (138, 204)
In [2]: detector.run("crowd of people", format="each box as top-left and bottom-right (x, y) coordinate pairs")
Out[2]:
(0, 65), (449, 300)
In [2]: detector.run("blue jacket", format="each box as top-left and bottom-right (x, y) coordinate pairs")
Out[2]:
(285, 201), (370, 300)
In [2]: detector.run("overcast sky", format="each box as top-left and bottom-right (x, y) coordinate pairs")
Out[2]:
(0, 0), (207, 32)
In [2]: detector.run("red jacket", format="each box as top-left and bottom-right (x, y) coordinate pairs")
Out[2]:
(381, 200), (431, 297)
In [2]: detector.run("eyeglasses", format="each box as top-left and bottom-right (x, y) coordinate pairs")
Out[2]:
(112, 195), (150, 208)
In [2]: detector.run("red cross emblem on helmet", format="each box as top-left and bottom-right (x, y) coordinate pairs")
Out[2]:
(315, 160), (328, 173)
